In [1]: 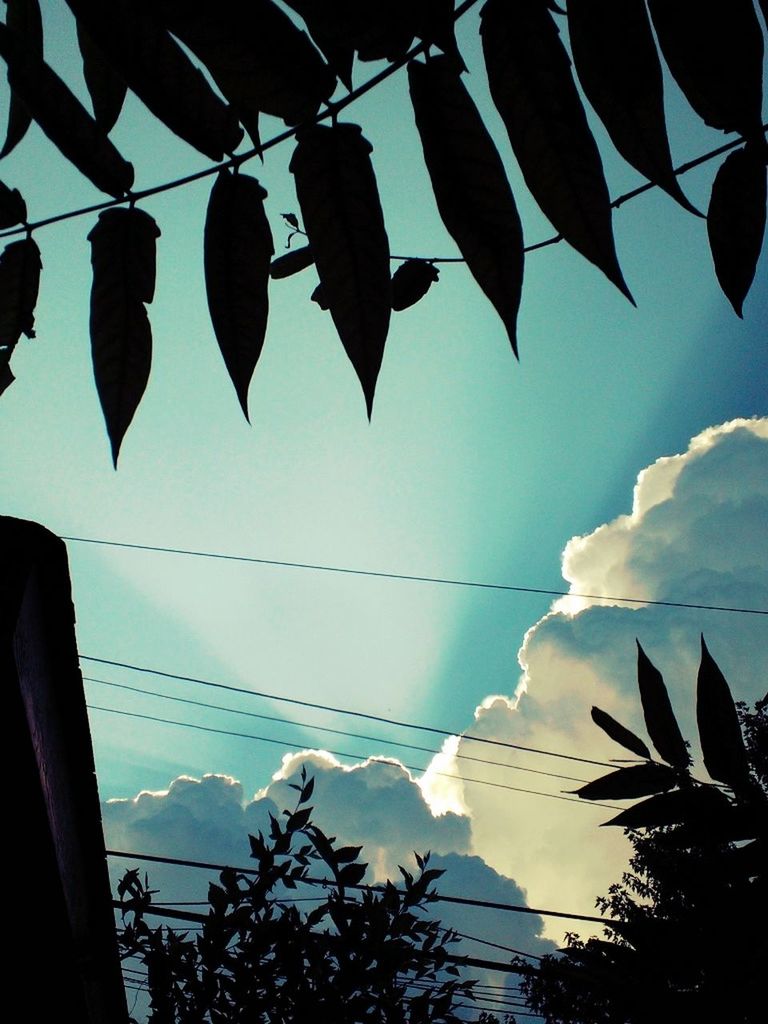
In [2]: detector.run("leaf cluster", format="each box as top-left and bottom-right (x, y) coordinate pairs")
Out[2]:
(117, 766), (474, 1024)
(0, 0), (765, 459)
(516, 638), (768, 1024)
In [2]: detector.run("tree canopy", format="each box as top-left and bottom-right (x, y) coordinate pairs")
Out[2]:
(516, 639), (768, 1024)
(0, 1), (765, 461)
(117, 767), (476, 1024)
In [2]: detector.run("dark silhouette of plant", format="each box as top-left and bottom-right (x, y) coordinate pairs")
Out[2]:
(0, 2), (765, 457)
(117, 767), (474, 1024)
(515, 638), (767, 1024)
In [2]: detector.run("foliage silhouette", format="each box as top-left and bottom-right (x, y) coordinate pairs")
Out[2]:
(0, 0), (765, 453)
(117, 766), (475, 1024)
(514, 638), (768, 1024)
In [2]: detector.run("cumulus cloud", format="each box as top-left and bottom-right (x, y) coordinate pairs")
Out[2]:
(103, 755), (554, 966)
(443, 419), (768, 939)
(105, 420), (767, 950)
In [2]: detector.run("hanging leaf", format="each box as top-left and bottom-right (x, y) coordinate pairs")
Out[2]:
(648, 0), (764, 139)
(88, 207), (160, 466)
(1, 0), (42, 160)
(706, 143), (767, 317)
(204, 169), (273, 421)
(290, 123), (391, 417)
(696, 637), (752, 790)
(391, 259), (439, 311)
(572, 762), (679, 802)
(480, 0), (633, 303)
(567, 0), (699, 217)
(636, 641), (691, 768)
(0, 24), (134, 197)
(0, 180), (27, 227)
(66, 0), (243, 160)
(413, 0), (465, 70)
(591, 706), (652, 760)
(0, 236), (41, 395)
(284, 0), (413, 70)
(76, 21), (127, 134)
(601, 783), (730, 829)
(157, 0), (336, 130)
(270, 245), (315, 280)
(408, 54), (524, 355)
(0, 236), (41, 344)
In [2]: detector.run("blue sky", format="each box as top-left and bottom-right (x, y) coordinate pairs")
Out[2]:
(1, 2), (766, 960)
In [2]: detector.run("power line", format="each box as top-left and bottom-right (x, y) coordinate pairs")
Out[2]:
(84, 674), (589, 784)
(79, 656), (620, 769)
(107, 848), (612, 926)
(64, 534), (767, 615)
(88, 703), (618, 808)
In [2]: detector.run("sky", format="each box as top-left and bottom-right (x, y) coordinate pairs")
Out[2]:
(1, 0), (767, 1003)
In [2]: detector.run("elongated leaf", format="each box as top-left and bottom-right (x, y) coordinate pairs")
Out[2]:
(648, 0), (764, 138)
(590, 706), (651, 760)
(0, 236), (41, 393)
(696, 636), (751, 790)
(76, 21), (126, 133)
(706, 143), (767, 317)
(601, 783), (730, 829)
(0, 236), (41, 346)
(290, 123), (391, 417)
(284, 0), (413, 69)
(573, 762), (679, 802)
(159, 0), (336, 129)
(270, 245), (315, 280)
(567, 0), (699, 216)
(0, 180), (27, 227)
(204, 170), (273, 421)
(409, 55), (524, 355)
(391, 259), (439, 311)
(88, 207), (160, 466)
(0, 24), (133, 197)
(636, 641), (690, 768)
(66, 0), (242, 160)
(480, 0), (633, 302)
(1, 0), (42, 159)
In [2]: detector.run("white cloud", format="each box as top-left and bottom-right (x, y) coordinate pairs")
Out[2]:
(441, 419), (768, 940)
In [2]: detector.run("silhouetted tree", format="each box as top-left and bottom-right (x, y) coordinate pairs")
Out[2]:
(117, 768), (474, 1024)
(515, 640), (767, 1024)
(0, 2), (765, 457)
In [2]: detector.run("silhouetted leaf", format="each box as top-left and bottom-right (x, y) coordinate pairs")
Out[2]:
(204, 170), (273, 421)
(66, 0), (242, 160)
(573, 763), (679, 802)
(590, 706), (652, 760)
(409, 54), (524, 355)
(636, 641), (690, 768)
(76, 21), (126, 133)
(0, 179), (27, 227)
(0, 360), (13, 396)
(481, 0), (633, 303)
(414, 0), (465, 69)
(706, 143), (767, 317)
(338, 862), (367, 887)
(310, 281), (329, 309)
(88, 207), (160, 466)
(567, 0), (699, 216)
(391, 259), (439, 311)
(270, 245), (315, 280)
(1, 0), (42, 159)
(285, 0), (413, 71)
(290, 122), (391, 417)
(158, 0), (336, 130)
(286, 806), (312, 833)
(0, 23), (133, 197)
(601, 783), (730, 829)
(696, 636), (752, 790)
(0, 236), (41, 345)
(648, 0), (764, 138)
(334, 845), (362, 865)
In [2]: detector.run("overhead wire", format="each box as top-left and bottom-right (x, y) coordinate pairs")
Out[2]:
(107, 848), (613, 926)
(80, 655), (621, 769)
(64, 535), (767, 616)
(88, 703), (618, 808)
(84, 674), (589, 784)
